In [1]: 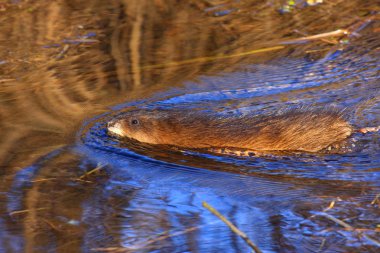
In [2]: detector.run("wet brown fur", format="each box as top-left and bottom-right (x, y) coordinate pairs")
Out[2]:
(108, 108), (353, 153)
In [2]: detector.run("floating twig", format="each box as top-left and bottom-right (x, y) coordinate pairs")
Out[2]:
(78, 163), (105, 180)
(63, 39), (99, 44)
(42, 218), (62, 232)
(281, 14), (376, 46)
(371, 193), (380, 205)
(293, 29), (341, 44)
(56, 44), (70, 59)
(315, 212), (380, 247)
(202, 201), (263, 253)
(280, 29), (349, 45)
(31, 178), (58, 183)
(9, 207), (47, 216)
(318, 238), (327, 251)
(323, 200), (336, 212)
(74, 178), (93, 184)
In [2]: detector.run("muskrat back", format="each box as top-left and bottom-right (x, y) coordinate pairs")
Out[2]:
(107, 108), (354, 153)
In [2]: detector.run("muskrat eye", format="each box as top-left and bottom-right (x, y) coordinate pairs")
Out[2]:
(131, 119), (139, 125)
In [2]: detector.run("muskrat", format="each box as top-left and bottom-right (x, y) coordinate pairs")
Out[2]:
(107, 108), (379, 154)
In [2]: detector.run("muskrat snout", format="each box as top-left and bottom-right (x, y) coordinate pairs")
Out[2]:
(107, 119), (126, 137)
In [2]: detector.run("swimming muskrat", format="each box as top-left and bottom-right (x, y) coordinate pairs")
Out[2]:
(107, 108), (379, 155)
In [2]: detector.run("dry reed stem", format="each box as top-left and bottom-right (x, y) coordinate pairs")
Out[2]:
(31, 178), (57, 183)
(42, 218), (62, 232)
(202, 201), (263, 253)
(281, 29), (349, 45)
(316, 212), (380, 247)
(56, 44), (70, 59)
(371, 193), (380, 205)
(9, 207), (47, 216)
(78, 163), (104, 180)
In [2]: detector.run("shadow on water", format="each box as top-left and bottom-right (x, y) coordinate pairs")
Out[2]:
(0, 0), (379, 252)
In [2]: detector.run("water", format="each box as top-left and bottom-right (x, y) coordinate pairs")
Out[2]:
(0, 0), (379, 252)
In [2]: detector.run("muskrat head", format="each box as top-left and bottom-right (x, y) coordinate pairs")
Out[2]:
(107, 110), (170, 144)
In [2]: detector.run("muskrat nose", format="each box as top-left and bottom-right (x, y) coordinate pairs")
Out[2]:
(107, 120), (116, 128)
(107, 120), (125, 137)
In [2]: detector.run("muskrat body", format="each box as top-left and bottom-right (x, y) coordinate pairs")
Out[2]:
(107, 108), (358, 153)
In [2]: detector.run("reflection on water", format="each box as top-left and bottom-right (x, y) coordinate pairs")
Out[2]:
(0, 0), (379, 252)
